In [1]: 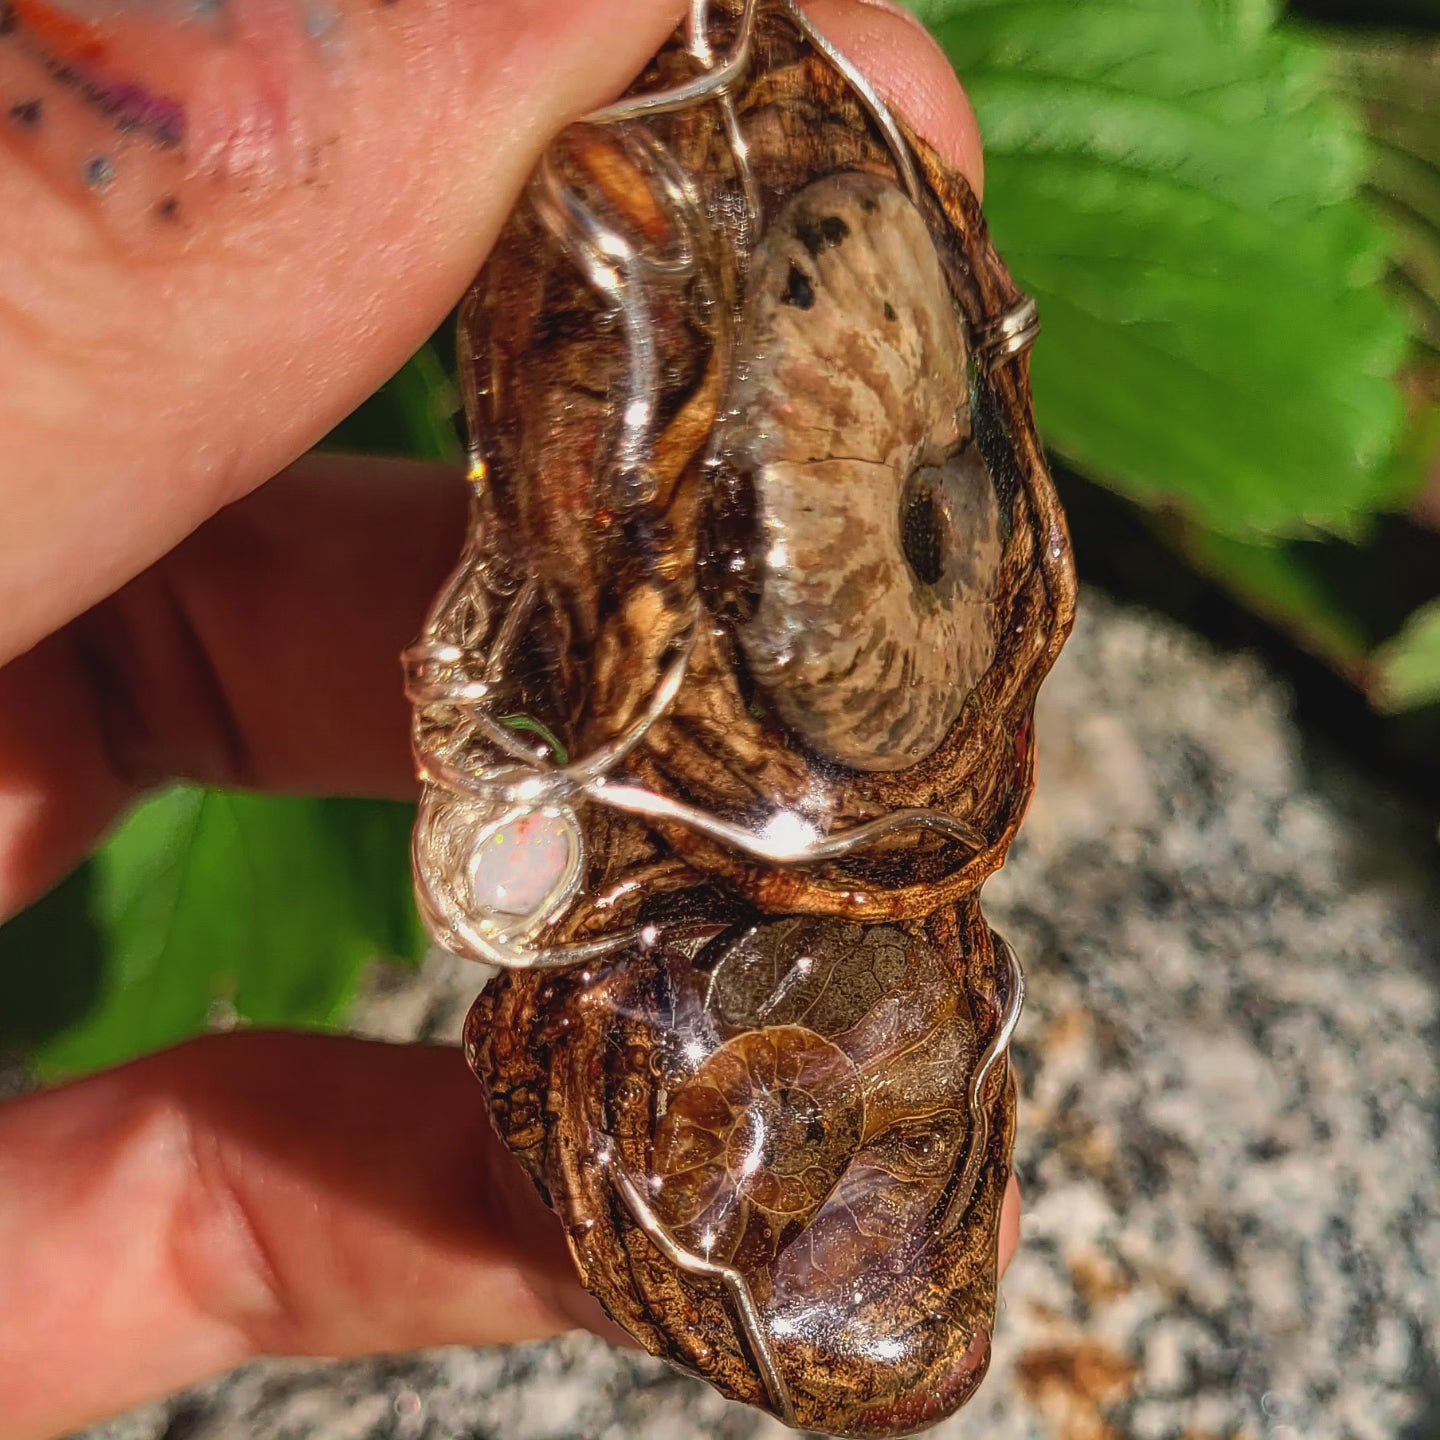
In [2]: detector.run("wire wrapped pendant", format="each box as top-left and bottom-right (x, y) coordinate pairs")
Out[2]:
(405, 2), (1076, 1433)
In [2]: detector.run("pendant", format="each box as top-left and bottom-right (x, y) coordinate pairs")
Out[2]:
(405, 2), (1076, 1433)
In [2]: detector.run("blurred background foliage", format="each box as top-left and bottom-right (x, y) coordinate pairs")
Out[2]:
(3, 0), (1437, 1080)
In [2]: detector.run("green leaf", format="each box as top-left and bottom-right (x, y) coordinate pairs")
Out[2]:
(320, 797), (429, 963)
(1373, 597), (1440, 710)
(0, 790), (422, 1080)
(1328, 34), (1440, 476)
(914, 0), (1410, 537)
(386, 344), (464, 464)
(322, 343), (462, 462)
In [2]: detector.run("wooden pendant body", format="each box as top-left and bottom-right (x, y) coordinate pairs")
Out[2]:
(444, 4), (1077, 1433)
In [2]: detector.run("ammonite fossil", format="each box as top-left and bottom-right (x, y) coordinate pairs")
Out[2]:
(404, 1), (1076, 1434)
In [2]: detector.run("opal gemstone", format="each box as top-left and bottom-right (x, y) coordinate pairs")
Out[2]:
(467, 809), (575, 922)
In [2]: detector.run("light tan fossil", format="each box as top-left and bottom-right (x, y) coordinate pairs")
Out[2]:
(731, 173), (1003, 771)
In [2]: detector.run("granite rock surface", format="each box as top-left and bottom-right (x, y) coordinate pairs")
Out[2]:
(79, 596), (1440, 1440)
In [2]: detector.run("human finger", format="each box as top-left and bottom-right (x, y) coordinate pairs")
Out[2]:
(0, 1029), (1022, 1439)
(0, 452), (465, 917)
(0, 0), (688, 667)
(0, 1033), (601, 1439)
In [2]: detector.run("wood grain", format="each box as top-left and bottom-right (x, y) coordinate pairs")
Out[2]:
(449, 3), (1077, 1433)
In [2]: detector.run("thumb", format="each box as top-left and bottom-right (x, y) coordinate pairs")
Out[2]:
(0, 1034), (600, 1439)
(0, 0), (683, 661)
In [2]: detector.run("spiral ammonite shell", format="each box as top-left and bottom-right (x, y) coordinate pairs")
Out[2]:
(730, 173), (1003, 772)
(651, 1023), (866, 1270)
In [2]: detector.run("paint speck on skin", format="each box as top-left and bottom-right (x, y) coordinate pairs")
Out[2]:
(303, 0), (336, 39)
(47, 62), (187, 147)
(2, 0), (189, 148)
(3, 0), (346, 225)
(302, 0), (343, 60)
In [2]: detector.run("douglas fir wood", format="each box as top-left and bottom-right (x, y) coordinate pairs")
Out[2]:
(404, 2), (1076, 1433)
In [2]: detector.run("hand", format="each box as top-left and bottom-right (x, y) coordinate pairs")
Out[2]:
(0, 2), (1012, 1435)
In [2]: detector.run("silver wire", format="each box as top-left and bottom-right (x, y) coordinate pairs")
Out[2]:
(682, 0), (763, 241)
(414, 0), (1025, 973)
(945, 932), (1024, 1231)
(782, 0), (921, 204)
(412, 800), (638, 973)
(531, 155), (663, 509)
(976, 297), (1041, 365)
(532, 123), (708, 510)
(588, 783), (985, 861)
(600, 1142), (799, 1426)
(585, 0), (761, 125)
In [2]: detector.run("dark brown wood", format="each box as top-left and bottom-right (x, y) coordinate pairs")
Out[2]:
(451, 3), (1076, 1434)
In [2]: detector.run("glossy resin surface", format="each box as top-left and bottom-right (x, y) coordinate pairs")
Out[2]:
(407, 2), (1076, 1432)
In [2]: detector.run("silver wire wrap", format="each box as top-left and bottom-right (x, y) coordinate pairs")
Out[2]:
(407, 0), (1037, 973)
(579, 0), (1033, 358)
(531, 129), (709, 510)
(948, 931), (1024, 1228)
(976, 295), (1041, 363)
(414, 16), (1032, 1382)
